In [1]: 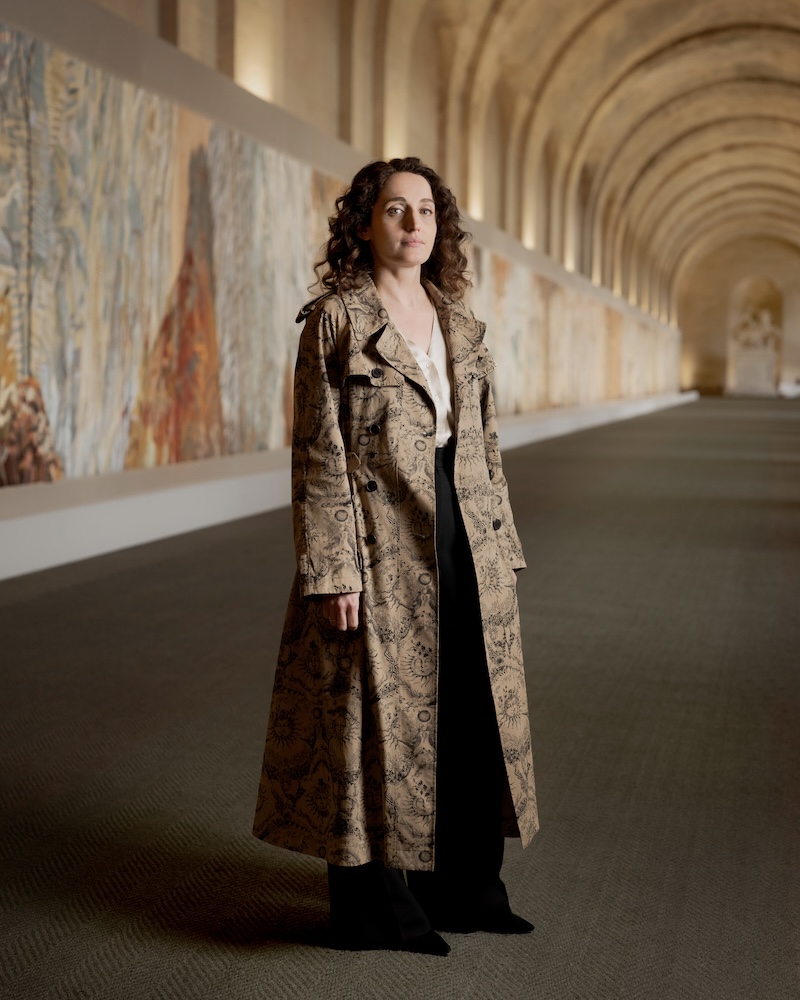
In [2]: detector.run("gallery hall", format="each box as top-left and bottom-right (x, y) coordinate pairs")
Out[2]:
(0, 1), (798, 998)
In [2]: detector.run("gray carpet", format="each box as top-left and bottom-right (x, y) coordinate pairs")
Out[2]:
(1, 397), (798, 1000)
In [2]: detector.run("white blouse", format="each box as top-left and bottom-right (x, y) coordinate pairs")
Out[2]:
(401, 310), (454, 448)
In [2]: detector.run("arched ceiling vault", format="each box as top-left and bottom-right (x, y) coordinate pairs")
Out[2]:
(627, 165), (800, 266)
(662, 199), (800, 279)
(603, 129), (800, 287)
(672, 220), (800, 294)
(419, 0), (800, 323)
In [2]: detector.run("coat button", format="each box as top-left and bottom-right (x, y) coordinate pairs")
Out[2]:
(378, 308), (388, 319)
(419, 850), (432, 863)
(371, 367), (384, 378)
(493, 518), (502, 530)
(369, 423), (380, 434)
(366, 480), (378, 492)
(488, 469), (495, 480)
(365, 533), (376, 545)
(417, 710), (431, 722)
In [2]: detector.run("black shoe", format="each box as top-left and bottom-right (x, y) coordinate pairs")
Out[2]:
(433, 910), (534, 935)
(403, 929), (451, 956)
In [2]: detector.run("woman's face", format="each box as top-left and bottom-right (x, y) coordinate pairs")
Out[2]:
(362, 171), (437, 272)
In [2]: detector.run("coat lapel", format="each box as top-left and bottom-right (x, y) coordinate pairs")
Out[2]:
(339, 276), (490, 419)
(423, 281), (491, 432)
(423, 281), (486, 376)
(340, 277), (430, 398)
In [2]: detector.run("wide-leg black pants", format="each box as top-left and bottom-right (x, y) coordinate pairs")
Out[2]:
(328, 445), (511, 946)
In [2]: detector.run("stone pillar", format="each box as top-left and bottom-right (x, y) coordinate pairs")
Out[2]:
(339, 0), (377, 152)
(158, 0), (178, 44)
(217, 0), (284, 103)
(178, 0), (217, 69)
(92, 0), (159, 33)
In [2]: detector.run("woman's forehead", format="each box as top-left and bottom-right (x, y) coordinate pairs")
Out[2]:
(377, 172), (434, 203)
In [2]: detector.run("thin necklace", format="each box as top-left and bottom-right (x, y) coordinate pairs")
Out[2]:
(422, 302), (435, 355)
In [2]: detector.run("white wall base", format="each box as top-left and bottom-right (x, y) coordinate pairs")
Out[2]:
(0, 450), (290, 581)
(0, 392), (697, 581)
(498, 391), (699, 450)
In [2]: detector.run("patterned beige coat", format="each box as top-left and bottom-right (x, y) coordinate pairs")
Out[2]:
(253, 276), (538, 869)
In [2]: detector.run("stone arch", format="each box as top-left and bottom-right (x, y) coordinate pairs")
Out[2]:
(563, 24), (800, 280)
(607, 123), (800, 298)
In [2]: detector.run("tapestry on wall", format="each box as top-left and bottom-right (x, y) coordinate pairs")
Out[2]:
(0, 24), (679, 489)
(0, 25), (340, 487)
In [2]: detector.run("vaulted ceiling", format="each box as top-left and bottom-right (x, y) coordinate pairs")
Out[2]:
(91, 0), (800, 325)
(403, 0), (800, 321)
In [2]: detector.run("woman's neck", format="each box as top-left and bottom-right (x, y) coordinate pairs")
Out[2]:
(372, 264), (434, 352)
(372, 264), (428, 310)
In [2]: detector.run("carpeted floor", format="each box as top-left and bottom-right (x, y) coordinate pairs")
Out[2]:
(1, 397), (798, 1000)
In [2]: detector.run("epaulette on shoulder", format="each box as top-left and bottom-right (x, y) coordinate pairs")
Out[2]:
(296, 290), (337, 324)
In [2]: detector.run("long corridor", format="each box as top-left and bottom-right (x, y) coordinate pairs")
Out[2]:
(1, 398), (798, 1000)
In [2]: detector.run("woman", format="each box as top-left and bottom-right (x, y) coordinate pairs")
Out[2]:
(253, 157), (538, 956)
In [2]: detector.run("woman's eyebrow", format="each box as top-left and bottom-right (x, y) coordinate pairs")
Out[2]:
(383, 196), (435, 205)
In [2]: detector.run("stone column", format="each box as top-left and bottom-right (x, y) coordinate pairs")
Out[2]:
(217, 0), (284, 102)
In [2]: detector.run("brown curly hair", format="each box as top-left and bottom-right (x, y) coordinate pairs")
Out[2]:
(315, 157), (471, 299)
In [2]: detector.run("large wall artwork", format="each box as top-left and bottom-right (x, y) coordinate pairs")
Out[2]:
(0, 24), (679, 489)
(0, 26), (339, 487)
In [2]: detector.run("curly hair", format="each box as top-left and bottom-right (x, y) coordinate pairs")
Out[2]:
(315, 157), (471, 299)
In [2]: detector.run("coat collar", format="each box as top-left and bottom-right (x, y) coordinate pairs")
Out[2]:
(339, 275), (420, 385)
(337, 274), (488, 386)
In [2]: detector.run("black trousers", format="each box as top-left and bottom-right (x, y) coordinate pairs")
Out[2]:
(328, 444), (510, 945)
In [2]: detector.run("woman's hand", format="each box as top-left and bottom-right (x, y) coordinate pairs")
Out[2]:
(321, 593), (361, 631)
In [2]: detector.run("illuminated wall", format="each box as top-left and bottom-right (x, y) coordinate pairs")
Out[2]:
(0, 23), (679, 489)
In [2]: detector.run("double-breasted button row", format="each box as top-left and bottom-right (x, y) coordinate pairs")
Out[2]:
(365, 533), (376, 545)
(366, 480), (378, 492)
(493, 518), (502, 530)
(371, 367), (384, 379)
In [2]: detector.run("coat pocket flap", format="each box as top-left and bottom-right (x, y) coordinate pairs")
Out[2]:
(343, 363), (404, 388)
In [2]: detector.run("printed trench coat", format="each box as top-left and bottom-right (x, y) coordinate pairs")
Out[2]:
(253, 276), (538, 870)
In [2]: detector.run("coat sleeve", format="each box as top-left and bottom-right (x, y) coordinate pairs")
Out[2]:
(481, 365), (528, 573)
(291, 300), (363, 598)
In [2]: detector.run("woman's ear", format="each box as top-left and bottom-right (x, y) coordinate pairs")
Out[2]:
(358, 224), (371, 242)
